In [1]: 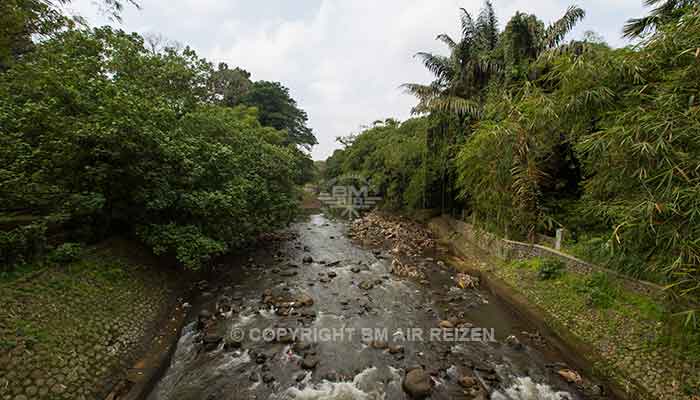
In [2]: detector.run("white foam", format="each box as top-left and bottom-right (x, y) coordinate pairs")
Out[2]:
(491, 377), (572, 400)
(275, 367), (395, 400)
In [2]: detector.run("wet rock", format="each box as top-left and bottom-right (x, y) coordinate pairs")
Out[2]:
(327, 260), (341, 267)
(301, 355), (319, 370)
(198, 309), (212, 320)
(224, 336), (242, 350)
(275, 307), (291, 316)
(557, 368), (583, 384)
(303, 256), (313, 263)
(388, 345), (405, 354)
(505, 335), (523, 350)
(370, 340), (388, 350)
(322, 371), (340, 381)
(249, 373), (260, 382)
(319, 277), (331, 284)
(297, 293), (314, 307)
(279, 270), (298, 277)
(439, 320), (454, 329)
(293, 342), (312, 353)
(458, 375), (478, 388)
(295, 372), (308, 382)
(255, 353), (267, 364)
(351, 266), (362, 273)
(402, 368), (432, 399)
(262, 373), (275, 384)
(358, 280), (374, 290)
(202, 335), (223, 351)
(327, 271), (337, 278)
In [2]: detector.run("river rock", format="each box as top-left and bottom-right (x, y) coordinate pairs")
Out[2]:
(371, 340), (388, 349)
(351, 266), (362, 273)
(458, 375), (478, 388)
(402, 368), (432, 399)
(301, 354), (319, 370)
(262, 373), (275, 384)
(505, 335), (523, 350)
(303, 256), (313, 263)
(297, 293), (314, 307)
(439, 320), (454, 329)
(224, 337), (242, 350)
(202, 335), (223, 351)
(358, 280), (374, 290)
(388, 345), (404, 354)
(327, 271), (337, 278)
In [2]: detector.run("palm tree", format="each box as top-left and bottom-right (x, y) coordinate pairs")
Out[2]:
(402, 3), (585, 120)
(623, 0), (698, 38)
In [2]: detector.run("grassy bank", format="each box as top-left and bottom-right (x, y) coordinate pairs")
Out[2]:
(0, 238), (180, 400)
(430, 217), (700, 400)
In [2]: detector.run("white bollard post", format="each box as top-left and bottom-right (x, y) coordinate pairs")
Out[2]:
(555, 228), (564, 250)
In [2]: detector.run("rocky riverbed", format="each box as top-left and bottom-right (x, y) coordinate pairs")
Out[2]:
(147, 213), (610, 400)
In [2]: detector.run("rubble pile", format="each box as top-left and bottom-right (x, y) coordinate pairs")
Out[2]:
(350, 212), (435, 256)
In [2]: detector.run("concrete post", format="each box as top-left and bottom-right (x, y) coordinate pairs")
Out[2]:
(555, 228), (564, 250)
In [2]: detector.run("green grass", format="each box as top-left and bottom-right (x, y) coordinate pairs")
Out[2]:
(506, 257), (700, 366)
(0, 262), (46, 285)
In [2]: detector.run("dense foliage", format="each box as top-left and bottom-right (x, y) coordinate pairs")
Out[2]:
(0, 5), (316, 269)
(325, 1), (700, 319)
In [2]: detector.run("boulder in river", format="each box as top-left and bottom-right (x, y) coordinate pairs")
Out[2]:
(402, 368), (432, 399)
(358, 280), (374, 290)
(301, 354), (319, 370)
(303, 255), (313, 263)
(297, 293), (314, 307)
(202, 335), (222, 351)
(439, 320), (454, 329)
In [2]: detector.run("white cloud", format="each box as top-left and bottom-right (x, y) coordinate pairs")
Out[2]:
(70, 0), (646, 159)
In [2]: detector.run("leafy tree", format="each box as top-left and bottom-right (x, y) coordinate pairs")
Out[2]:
(0, 0), (139, 69)
(209, 62), (253, 106)
(237, 81), (317, 149)
(0, 27), (300, 269)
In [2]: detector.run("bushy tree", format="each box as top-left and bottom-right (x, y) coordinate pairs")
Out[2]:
(0, 27), (300, 269)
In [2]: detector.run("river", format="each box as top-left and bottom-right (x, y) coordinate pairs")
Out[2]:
(147, 213), (606, 400)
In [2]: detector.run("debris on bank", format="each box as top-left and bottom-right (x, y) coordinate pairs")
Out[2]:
(350, 212), (435, 256)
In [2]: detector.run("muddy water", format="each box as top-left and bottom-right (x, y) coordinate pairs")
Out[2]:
(148, 213), (605, 400)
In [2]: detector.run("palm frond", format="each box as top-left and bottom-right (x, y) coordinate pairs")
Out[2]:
(414, 52), (455, 81)
(460, 8), (476, 40)
(543, 5), (586, 49)
(436, 34), (458, 50)
(428, 95), (483, 118)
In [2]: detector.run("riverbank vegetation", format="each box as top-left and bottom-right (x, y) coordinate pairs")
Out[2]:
(0, 1), (316, 271)
(325, 1), (700, 326)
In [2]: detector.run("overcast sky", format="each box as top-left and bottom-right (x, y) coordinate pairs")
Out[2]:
(69, 0), (647, 160)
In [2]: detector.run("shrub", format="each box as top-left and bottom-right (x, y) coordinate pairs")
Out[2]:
(48, 242), (83, 264)
(537, 258), (566, 280)
(576, 272), (618, 308)
(0, 223), (47, 271)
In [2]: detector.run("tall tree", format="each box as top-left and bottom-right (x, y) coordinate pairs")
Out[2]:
(238, 81), (317, 149)
(0, 0), (139, 69)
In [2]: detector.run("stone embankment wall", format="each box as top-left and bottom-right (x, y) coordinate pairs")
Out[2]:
(429, 215), (698, 400)
(0, 239), (181, 400)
